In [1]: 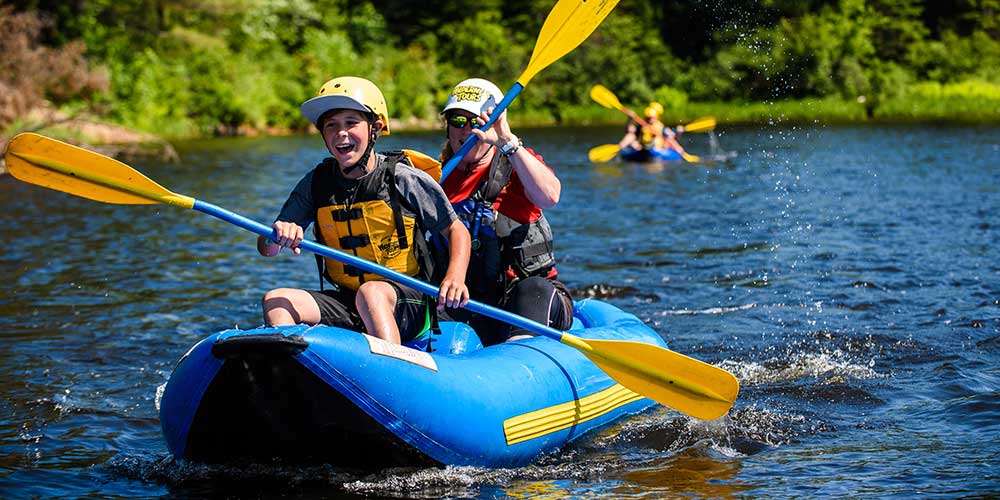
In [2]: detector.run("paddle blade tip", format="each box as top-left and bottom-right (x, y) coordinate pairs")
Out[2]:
(588, 144), (621, 163)
(577, 338), (740, 420)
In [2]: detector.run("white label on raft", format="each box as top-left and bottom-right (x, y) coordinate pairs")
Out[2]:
(364, 335), (438, 371)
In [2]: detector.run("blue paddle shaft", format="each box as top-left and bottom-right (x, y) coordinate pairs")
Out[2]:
(192, 198), (565, 341)
(439, 83), (525, 182)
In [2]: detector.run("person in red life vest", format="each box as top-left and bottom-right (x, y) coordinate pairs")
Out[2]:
(258, 76), (470, 345)
(433, 78), (573, 346)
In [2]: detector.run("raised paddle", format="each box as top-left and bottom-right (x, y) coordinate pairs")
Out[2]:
(5, 132), (739, 420)
(439, 0), (621, 182)
(589, 84), (704, 162)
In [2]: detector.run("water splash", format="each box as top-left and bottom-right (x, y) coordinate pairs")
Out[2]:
(722, 349), (885, 386)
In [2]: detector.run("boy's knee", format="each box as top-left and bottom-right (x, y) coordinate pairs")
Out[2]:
(262, 288), (299, 325)
(356, 281), (395, 306)
(262, 288), (289, 309)
(262, 288), (302, 307)
(262, 288), (281, 303)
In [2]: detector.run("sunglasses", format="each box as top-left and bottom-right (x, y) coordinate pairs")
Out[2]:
(446, 114), (478, 129)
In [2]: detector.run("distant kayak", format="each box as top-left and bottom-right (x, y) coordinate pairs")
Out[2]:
(619, 146), (683, 162)
(618, 146), (738, 164)
(159, 299), (662, 469)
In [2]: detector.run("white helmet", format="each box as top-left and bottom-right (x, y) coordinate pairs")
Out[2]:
(441, 78), (504, 115)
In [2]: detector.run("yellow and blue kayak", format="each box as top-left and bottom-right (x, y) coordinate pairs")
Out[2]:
(619, 146), (683, 162)
(159, 299), (663, 469)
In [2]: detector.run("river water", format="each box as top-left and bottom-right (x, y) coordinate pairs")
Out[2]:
(1, 123), (997, 498)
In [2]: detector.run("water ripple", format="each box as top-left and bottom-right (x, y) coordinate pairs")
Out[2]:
(3, 125), (999, 498)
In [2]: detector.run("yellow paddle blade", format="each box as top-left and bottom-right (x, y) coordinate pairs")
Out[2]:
(588, 144), (621, 163)
(682, 116), (716, 133)
(682, 152), (702, 163)
(590, 84), (648, 126)
(561, 335), (739, 420)
(519, 0), (620, 85)
(589, 84), (624, 111)
(4, 133), (194, 208)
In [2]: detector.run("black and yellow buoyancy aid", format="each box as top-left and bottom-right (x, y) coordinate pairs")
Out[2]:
(310, 151), (437, 290)
(637, 119), (665, 149)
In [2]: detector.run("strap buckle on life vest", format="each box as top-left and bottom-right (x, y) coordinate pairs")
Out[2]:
(330, 207), (362, 221)
(516, 239), (554, 259)
(339, 235), (370, 249)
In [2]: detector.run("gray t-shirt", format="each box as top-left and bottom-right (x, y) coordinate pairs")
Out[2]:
(275, 152), (458, 236)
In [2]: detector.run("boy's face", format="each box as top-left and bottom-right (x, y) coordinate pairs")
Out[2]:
(320, 109), (384, 170)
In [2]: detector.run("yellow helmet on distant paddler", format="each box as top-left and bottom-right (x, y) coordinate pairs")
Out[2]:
(300, 76), (390, 135)
(644, 101), (664, 119)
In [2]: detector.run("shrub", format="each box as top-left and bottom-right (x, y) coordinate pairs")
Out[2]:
(0, 6), (108, 131)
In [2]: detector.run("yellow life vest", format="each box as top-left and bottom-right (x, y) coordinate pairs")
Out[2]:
(311, 151), (440, 290)
(640, 119), (666, 149)
(640, 124), (655, 146)
(400, 148), (442, 182)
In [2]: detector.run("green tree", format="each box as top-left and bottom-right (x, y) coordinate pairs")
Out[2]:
(6, 0), (1000, 138)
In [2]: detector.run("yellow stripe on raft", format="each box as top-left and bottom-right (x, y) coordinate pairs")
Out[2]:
(503, 384), (644, 445)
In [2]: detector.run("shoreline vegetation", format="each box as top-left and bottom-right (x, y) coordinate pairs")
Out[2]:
(2, 1), (999, 171)
(3, 92), (996, 174)
(7, 88), (999, 144)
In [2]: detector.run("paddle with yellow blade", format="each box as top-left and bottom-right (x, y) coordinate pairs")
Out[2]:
(588, 143), (624, 163)
(589, 84), (716, 163)
(440, 0), (621, 182)
(678, 116), (717, 134)
(4, 132), (740, 420)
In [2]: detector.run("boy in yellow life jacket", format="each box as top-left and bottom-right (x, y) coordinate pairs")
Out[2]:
(258, 76), (471, 345)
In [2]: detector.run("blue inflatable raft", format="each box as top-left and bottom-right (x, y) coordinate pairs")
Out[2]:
(159, 299), (663, 469)
(619, 146), (682, 162)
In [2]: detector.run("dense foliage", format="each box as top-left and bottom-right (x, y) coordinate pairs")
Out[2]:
(3, 0), (999, 138)
(0, 5), (108, 130)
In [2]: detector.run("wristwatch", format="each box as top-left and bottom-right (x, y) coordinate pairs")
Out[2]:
(500, 136), (522, 156)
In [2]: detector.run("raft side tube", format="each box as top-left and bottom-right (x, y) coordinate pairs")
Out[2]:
(159, 299), (666, 468)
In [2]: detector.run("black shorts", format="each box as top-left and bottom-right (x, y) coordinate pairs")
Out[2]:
(306, 281), (431, 341)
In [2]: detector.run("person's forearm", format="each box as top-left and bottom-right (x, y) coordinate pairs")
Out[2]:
(443, 221), (470, 283)
(509, 148), (560, 208)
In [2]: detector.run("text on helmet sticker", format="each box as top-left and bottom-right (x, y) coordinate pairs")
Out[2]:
(452, 85), (487, 103)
